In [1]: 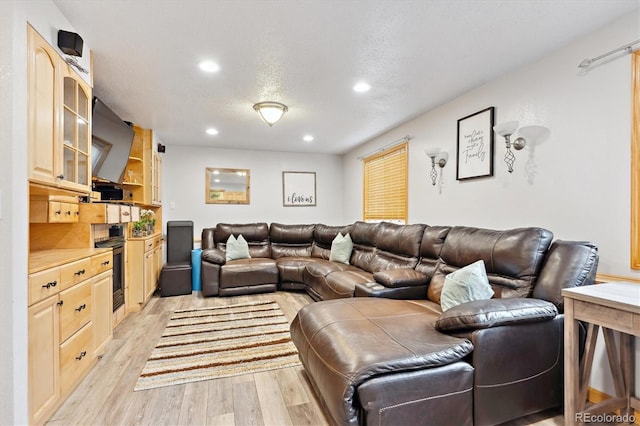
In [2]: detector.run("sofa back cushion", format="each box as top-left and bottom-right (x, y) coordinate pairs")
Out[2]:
(201, 227), (215, 250)
(436, 226), (553, 298)
(369, 222), (426, 272)
(349, 221), (381, 272)
(532, 240), (598, 312)
(312, 224), (351, 259)
(269, 223), (315, 259)
(415, 226), (451, 279)
(215, 223), (271, 258)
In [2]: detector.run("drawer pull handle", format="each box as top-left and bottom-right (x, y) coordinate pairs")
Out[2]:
(75, 351), (87, 361)
(42, 280), (57, 289)
(101, 260), (110, 266)
(75, 304), (86, 312)
(56, 174), (64, 180)
(74, 269), (86, 276)
(57, 300), (64, 306)
(55, 210), (62, 215)
(75, 211), (80, 216)
(65, 210), (72, 216)
(122, 211), (130, 216)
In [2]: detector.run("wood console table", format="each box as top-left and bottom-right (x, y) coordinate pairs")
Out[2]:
(563, 282), (640, 425)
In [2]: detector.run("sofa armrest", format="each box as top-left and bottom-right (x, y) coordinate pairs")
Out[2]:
(202, 248), (226, 265)
(435, 298), (558, 333)
(373, 268), (427, 288)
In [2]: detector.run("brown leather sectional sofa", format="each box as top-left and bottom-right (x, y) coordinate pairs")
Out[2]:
(200, 221), (599, 425)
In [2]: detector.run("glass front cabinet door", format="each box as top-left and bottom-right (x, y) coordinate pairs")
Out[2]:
(62, 71), (91, 192)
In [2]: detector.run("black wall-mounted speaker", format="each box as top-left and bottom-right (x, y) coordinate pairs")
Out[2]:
(158, 144), (166, 153)
(57, 30), (83, 57)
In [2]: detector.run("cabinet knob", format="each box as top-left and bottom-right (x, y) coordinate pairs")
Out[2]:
(75, 211), (80, 216)
(57, 300), (64, 306)
(101, 260), (110, 266)
(75, 351), (87, 361)
(75, 303), (86, 312)
(66, 210), (72, 216)
(74, 269), (86, 276)
(55, 210), (62, 215)
(42, 280), (57, 289)
(56, 174), (64, 180)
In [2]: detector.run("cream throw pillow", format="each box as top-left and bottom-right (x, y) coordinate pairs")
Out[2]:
(440, 260), (494, 311)
(225, 234), (251, 261)
(329, 232), (353, 264)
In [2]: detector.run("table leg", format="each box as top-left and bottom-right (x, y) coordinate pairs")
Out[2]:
(565, 299), (579, 426)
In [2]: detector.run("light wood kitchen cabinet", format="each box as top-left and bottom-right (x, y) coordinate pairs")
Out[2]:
(92, 271), (113, 356)
(28, 295), (60, 426)
(122, 125), (162, 206)
(127, 234), (163, 311)
(27, 24), (91, 195)
(28, 249), (113, 425)
(30, 200), (80, 223)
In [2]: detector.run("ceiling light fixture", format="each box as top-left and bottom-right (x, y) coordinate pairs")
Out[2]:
(303, 135), (314, 142)
(353, 81), (371, 93)
(199, 60), (220, 73)
(253, 101), (288, 126)
(206, 128), (219, 135)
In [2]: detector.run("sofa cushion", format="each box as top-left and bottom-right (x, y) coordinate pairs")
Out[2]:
(325, 270), (375, 298)
(220, 258), (278, 288)
(532, 240), (599, 313)
(440, 260), (494, 311)
(373, 268), (427, 288)
(275, 257), (316, 283)
(290, 298), (473, 426)
(438, 226), (553, 298)
(270, 223), (315, 259)
(427, 259), (449, 304)
(376, 222), (426, 258)
(312, 224), (352, 259)
(225, 234), (251, 261)
(329, 233), (353, 264)
(215, 223), (271, 258)
(435, 298), (558, 332)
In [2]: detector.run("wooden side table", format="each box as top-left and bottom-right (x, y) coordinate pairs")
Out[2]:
(563, 282), (640, 425)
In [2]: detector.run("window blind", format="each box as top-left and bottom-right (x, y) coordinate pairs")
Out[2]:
(363, 142), (408, 223)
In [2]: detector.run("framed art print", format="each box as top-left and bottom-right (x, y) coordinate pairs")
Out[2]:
(282, 171), (316, 206)
(456, 106), (495, 180)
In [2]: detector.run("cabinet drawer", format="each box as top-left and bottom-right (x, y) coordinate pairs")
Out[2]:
(59, 281), (92, 342)
(60, 258), (92, 291)
(59, 321), (93, 395)
(30, 200), (79, 223)
(120, 205), (131, 223)
(28, 267), (61, 305)
(91, 252), (113, 276)
(79, 203), (120, 224)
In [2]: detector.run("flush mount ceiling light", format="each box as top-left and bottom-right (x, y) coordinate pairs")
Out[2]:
(199, 60), (220, 73)
(303, 135), (314, 142)
(253, 101), (288, 126)
(353, 81), (371, 93)
(206, 128), (219, 135)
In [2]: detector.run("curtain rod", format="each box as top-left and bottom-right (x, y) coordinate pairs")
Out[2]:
(578, 39), (640, 69)
(357, 135), (412, 161)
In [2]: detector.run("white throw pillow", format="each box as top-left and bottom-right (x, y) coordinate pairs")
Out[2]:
(225, 234), (251, 261)
(440, 260), (494, 311)
(329, 232), (353, 264)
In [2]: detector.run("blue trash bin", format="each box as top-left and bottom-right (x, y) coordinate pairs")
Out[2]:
(191, 248), (202, 291)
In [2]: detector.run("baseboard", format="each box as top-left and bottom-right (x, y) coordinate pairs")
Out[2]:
(588, 387), (640, 425)
(595, 273), (640, 284)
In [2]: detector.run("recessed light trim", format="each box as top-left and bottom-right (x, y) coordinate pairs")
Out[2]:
(199, 60), (220, 73)
(303, 135), (314, 142)
(353, 81), (371, 93)
(206, 128), (219, 135)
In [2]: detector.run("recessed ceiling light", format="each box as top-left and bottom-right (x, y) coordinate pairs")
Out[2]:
(353, 81), (371, 93)
(303, 135), (314, 142)
(206, 128), (219, 135)
(199, 61), (220, 73)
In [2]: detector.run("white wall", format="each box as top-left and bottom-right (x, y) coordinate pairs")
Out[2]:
(343, 11), (640, 396)
(162, 146), (344, 237)
(1, 1), (92, 423)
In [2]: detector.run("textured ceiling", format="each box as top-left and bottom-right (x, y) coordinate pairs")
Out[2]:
(53, 0), (639, 154)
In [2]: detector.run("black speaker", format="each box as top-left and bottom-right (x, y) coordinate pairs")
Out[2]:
(166, 221), (194, 264)
(158, 143), (166, 153)
(57, 30), (83, 57)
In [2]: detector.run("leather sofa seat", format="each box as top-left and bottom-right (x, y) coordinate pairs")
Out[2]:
(290, 298), (474, 425)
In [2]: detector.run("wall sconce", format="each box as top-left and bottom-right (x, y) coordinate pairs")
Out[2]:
(493, 121), (527, 173)
(424, 148), (448, 185)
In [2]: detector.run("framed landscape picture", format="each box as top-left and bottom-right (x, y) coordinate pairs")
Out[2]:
(282, 171), (316, 206)
(456, 106), (495, 180)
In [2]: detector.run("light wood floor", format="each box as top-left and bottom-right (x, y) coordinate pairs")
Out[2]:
(47, 290), (565, 426)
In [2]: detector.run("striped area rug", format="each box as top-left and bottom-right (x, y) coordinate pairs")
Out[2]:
(134, 300), (301, 391)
